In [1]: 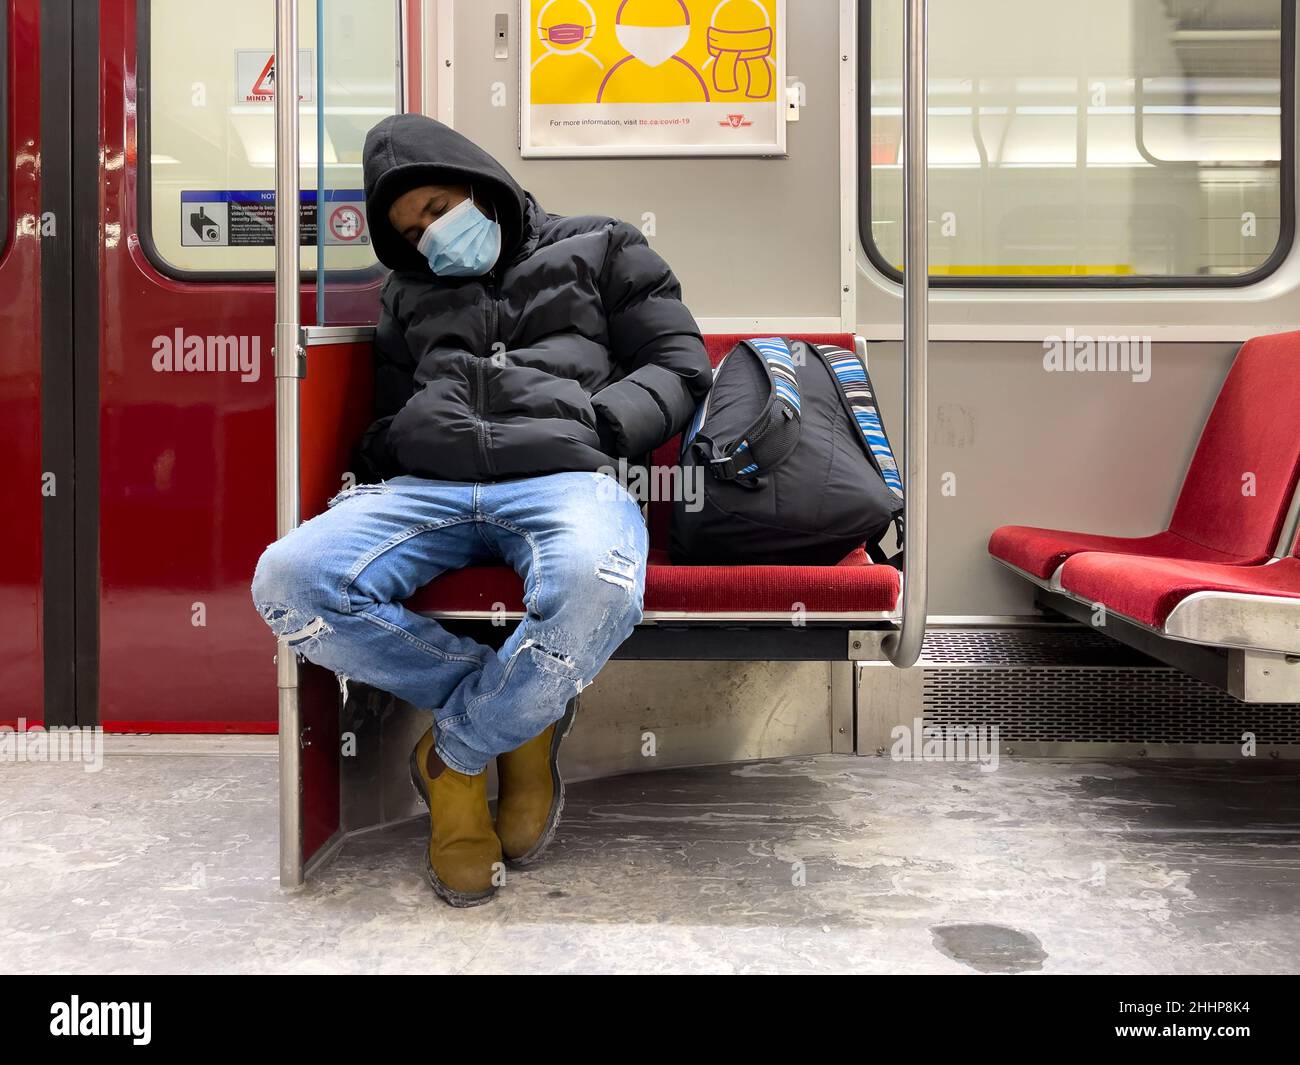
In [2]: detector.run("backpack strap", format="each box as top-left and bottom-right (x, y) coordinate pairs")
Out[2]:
(864, 515), (905, 569)
(818, 343), (904, 566)
(700, 336), (803, 482)
(818, 344), (904, 499)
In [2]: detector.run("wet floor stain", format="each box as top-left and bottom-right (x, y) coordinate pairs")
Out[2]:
(930, 923), (1047, 974)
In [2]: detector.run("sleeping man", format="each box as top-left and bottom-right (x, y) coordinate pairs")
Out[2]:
(251, 114), (710, 907)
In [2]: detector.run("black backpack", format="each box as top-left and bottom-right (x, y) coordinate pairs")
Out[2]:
(669, 337), (904, 567)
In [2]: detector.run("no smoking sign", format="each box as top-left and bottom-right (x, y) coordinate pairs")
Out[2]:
(328, 205), (366, 243)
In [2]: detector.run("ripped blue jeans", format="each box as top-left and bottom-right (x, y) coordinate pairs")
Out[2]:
(250, 471), (647, 775)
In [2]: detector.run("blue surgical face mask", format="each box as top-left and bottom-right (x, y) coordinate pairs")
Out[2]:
(416, 192), (502, 277)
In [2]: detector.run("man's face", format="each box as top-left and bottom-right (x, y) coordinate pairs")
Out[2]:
(388, 183), (494, 247)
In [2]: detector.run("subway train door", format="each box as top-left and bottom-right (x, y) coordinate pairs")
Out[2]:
(95, 0), (294, 732)
(0, 2), (41, 728)
(0, 1), (406, 733)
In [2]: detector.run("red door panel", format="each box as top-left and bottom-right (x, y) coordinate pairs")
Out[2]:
(0, 2), (43, 728)
(99, 0), (388, 749)
(100, 2), (314, 731)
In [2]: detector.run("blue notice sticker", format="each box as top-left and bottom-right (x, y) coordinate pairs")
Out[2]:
(179, 190), (368, 248)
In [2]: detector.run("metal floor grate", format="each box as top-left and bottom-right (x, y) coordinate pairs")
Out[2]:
(924, 668), (1300, 745)
(919, 628), (1154, 668)
(914, 629), (1300, 745)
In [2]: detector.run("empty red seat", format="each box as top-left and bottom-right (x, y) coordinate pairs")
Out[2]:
(405, 334), (902, 620)
(407, 548), (900, 617)
(988, 527), (1242, 581)
(1058, 541), (1300, 629)
(989, 330), (1300, 582)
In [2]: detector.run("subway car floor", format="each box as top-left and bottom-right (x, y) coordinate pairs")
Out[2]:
(2, 737), (1298, 975)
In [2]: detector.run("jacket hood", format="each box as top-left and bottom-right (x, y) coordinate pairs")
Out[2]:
(363, 114), (530, 273)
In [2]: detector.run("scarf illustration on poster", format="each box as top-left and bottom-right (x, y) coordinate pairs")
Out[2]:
(704, 0), (775, 99)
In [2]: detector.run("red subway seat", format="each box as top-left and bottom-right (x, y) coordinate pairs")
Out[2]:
(406, 547), (901, 617)
(989, 330), (1300, 582)
(988, 527), (1244, 582)
(1058, 534), (1300, 630)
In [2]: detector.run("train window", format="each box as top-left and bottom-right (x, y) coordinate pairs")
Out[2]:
(861, 0), (1294, 286)
(139, 0), (400, 279)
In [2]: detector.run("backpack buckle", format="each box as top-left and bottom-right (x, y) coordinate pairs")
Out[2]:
(709, 454), (739, 481)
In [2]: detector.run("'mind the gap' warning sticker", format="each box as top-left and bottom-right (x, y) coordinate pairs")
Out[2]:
(180, 190), (367, 248)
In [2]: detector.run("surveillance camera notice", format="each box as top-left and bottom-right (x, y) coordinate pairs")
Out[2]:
(179, 190), (368, 247)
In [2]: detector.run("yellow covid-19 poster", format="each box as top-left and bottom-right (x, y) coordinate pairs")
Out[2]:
(520, 0), (786, 157)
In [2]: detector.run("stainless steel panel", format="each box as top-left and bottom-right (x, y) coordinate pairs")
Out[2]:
(452, 0), (843, 320)
(830, 659), (854, 753)
(303, 325), (377, 346)
(340, 659), (841, 836)
(566, 661), (838, 779)
(864, 339), (1240, 616)
(1229, 648), (1300, 702)
(1165, 591), (1300, 659)
(855, 661), (921, 754)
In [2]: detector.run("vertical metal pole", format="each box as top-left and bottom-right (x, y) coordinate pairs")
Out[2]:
(885, 0), (928, 668)
(275, 0), (305, 890)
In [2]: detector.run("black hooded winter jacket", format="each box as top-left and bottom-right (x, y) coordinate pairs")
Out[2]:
(357, 114), (712, 483)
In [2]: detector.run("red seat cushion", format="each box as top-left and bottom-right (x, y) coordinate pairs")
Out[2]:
(1058, 553), (1300, 629)
(990, 330), (1300, 579)
(406, 564), (525, 616)
(406, 549), (900, 616)
(653, 547), (900, 614)
(988, 526), (1250, 581)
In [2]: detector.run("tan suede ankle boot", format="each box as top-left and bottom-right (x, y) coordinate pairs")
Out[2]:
(494, 700), (578, 866)
(409, 728), (502, 906)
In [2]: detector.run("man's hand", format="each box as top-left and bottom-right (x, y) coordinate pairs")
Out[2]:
(595, 413), (620, 458)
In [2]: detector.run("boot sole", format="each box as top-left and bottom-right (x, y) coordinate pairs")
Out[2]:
(504, 698), (578, 868)
(408, 745), (498, 909)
